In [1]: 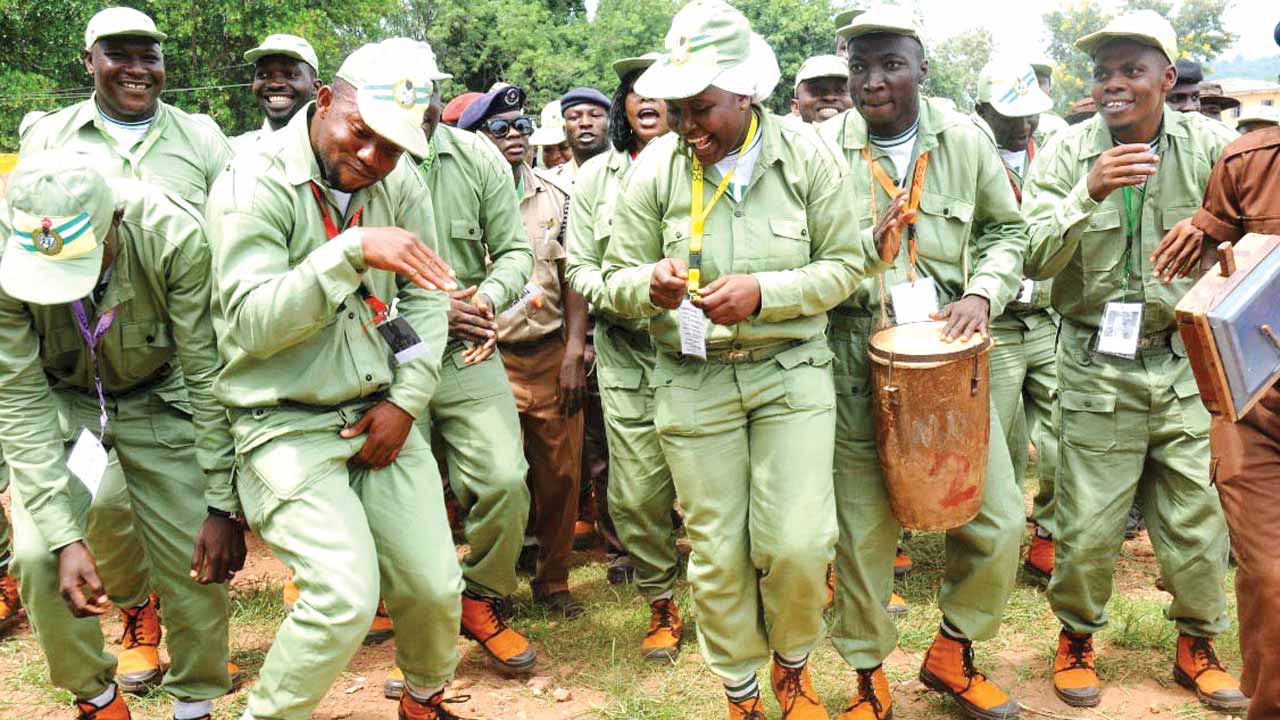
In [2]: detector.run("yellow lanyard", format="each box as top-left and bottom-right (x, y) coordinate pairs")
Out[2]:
(688, 112), (759, 294)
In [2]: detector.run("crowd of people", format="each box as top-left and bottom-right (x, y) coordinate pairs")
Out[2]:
(0, 3), (1277, 720)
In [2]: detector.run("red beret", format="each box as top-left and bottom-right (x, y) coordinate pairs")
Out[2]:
(442, 92), (484, 126)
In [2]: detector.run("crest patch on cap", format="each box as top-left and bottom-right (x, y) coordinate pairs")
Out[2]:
(503, 87), (521, 107)
(34, 218), (64, 256)
(393, 79), (417, 109)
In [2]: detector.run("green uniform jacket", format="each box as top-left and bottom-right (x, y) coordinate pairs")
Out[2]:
(602, 110), (865, 352)
(416, 124), (532, 313)
(204, 106), (448, 454)
(0, 180), (238, 551)
(818, 97), (1027, 319)
(20, 97), (232, 211)
(565, 148), (647, 334)
(1022, 107), (1236, 333)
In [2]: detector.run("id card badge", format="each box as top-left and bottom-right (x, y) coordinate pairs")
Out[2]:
(376, 315), (429, 365)
(1095, 302), (1144, 359)
(67, 428), (109, 498)
(889, 276), (940, 324)
(501, 283), (544, 319)
(1017, 279), (1035, 305)
(677, 298), (707, 360)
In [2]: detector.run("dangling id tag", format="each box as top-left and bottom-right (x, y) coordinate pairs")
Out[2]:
(677, 298), (707, 360)
(1095, 302), (1144, 359)
(501, 283), (544, 319)
(889, 276), (940, 324)
(1016, 279), (1035, 305)
(376, 315), (429, 365)
(67, 428), (109, 498)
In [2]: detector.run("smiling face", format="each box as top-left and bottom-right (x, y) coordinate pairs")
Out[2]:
(310, 82), (404, 192)
(668, 85), (752, 165)
(976, 103), (1039, 152)
(564, 103), (609, 162)
(624, 91), (668, 149)
(1090, 40), (1176, 143)
(481, 109), (530, 168)
(253, 55), (319, 130)
(795, 76), (852, 123)
(84, 36), (165, 122)
(847, 33), (926, 137)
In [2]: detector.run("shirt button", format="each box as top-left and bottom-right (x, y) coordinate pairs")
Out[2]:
(145, 335), (155, 343)
(348, 312), (356, 319)
(365, 374), (373, 381)
(734, 210), (744, 218)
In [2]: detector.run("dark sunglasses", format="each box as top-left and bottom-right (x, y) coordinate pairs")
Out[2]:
(481, 116), (535, 137)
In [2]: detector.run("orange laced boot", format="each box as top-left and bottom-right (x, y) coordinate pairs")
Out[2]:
(366, 599), (395, 644)
(641, 597), (682, 661)
(728, 693), (767, 720)
(460, 591), (536, 672)
(75, 686), (130, 719)
(885, 592), (907, 617)
(116, 594), (164, 694)
(0, 572), (20, 636)
(1024, 534), (1054, 581)
(1173, 634), (1248, 714)
(772, 656), (830, 720)
(893, 548), (913, 578)
(839, 665), (893, 720)
(919, 629), (1019, 719)
(398, 689), (470, 720)
(1052, 630), (1099, 707)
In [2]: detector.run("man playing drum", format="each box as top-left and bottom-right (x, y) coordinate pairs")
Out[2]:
(818, 7), (1028, 719)
(1021, 12), (1245, 711)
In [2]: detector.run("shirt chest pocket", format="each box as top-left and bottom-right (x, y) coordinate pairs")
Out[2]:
(768, 218), (810, 268)
(1079, 209), (1124, 273)
(451, 218), (485, 245)
(41, 324), (84, 367)
(661, 222), (690, 259)
(1161, 206), (1197, 235)
(120, 320), (173, 377)
(915, 193), (974, 262)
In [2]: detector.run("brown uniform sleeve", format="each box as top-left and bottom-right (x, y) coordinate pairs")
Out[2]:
(1193, 154), (1246, 245)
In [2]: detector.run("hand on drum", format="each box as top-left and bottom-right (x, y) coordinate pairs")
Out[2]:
(931, 294), (990, 342)
(650, 258), (690, 309)
(1150, 218), (1205, 282)
(873, 194), (915, 264)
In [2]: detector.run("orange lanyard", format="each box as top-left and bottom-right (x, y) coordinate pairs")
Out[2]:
(862, 146), (929, 281)
(308, 181), (387, 322)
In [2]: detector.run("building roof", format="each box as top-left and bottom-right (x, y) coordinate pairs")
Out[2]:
(1214, 77), (1280, 96)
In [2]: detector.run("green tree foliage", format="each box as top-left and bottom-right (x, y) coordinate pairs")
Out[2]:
(922, 28), (994, 112)
(1042, 0), (1236, 113)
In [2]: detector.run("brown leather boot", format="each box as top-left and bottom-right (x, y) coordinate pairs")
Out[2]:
(1173, 634), (1248, 714)
(640, 597), (683, 661)
(839, 665), (893, 720)
(460, 591), (536, 671)
(919, 629), (1018, 719)
(116, 594), (164, 694)
(771, 656), (829, 719)
(1052, 630), (1100, 707)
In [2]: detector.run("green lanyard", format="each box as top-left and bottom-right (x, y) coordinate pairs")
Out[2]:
(417, 139), (437, 178)
(1121, 184), (1145, 295)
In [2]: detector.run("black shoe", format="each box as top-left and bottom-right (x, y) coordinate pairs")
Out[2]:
(1124, 503), (1145, 539)
(516, 544), (538, 576)
(607, 556), (635, 585)
(534, 590), (585, 619)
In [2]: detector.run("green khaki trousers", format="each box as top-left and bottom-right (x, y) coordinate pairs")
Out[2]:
(826, 315), (1024, 669)
(652, 337), (837, 683)
(418, 346), (529, 598)
(595, 321), (678, 600)
(1048, 321), (1230, 638)
(235, 402), (462, 720)
(10, 388), (230, 702)
(988, 315), (1059, 533)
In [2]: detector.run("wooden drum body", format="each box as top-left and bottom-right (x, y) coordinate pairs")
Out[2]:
(868, 321), (992, 531)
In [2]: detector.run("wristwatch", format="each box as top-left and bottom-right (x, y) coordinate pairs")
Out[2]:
(206, 506), (244, 524)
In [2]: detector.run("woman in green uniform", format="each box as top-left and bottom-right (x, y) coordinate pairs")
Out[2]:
(601, 2), (865, 718)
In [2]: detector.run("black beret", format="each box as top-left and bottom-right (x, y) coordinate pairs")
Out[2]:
(559, 87), (611, 113)
(459, 85), (526, 131)
(1173, 59), (1203, 86)
(1275, 20), (1279, 48)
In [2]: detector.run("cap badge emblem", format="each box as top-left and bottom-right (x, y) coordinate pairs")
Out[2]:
(393, 79), (417, 109)
(504, 87), (521, 107)
(34, 217), (63, 256)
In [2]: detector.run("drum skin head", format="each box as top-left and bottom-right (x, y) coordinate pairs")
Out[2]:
(868, 321), (992, 366)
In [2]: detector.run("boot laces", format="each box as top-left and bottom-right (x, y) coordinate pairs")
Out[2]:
(1062, 634), (1094, 671)
(470, 593), (510, 638)
(650, 598), (676, 631)
(119, 598), (159, 648)
(1188, 636), (1226, 675)
(844, 668), (885, 717)
(414, 692), (473, 720)
(776, 664), (819, 713)
(731, 696), (767, 720)
(959, 641), (989, 691)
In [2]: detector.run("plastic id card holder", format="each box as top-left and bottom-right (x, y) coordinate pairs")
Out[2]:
(1096, 301), (1144, 359)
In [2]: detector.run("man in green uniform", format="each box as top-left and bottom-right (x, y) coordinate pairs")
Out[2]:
(604, 2), (865, 716)
(204, 39), (466, 720)
(820, 8), (1028, 719)
(973, 58), (1060, 580)
(231, 34), (321, 154)
(566, 52), (684, 660)
(19, 5), (236, 692)
(1020, 12), (1245, 711)
(790, 54), (853, 124)
(383, 41), (536, 696)
(462, 86), (590, 617)
(0, 153), (241, 720)
(1029, 58), (1070, 143)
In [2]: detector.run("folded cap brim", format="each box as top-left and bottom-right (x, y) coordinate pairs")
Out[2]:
(613, 56), (659, 81)
(529, 127), (566, 145)
(837, 22), (918, 41)
(990, 91), (1054, 119)
(93, 28), (167, 45)
(244, 47), (313, 68)
(634, 56), (723, 101)
(355, 87), (431, 158)
(0, 233), (103, 305)
(1075, 31), (1171, 62)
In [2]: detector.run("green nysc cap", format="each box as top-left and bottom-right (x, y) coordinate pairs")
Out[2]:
(244, 34), (321, 74)
(1075, 11), (1178, 64)
(336, 38), (438, 158)
(837, 4), (921, 43)
(634, 0), (752, 101)
(977, 59), (1054, 118)
(1, 151), (117, 306)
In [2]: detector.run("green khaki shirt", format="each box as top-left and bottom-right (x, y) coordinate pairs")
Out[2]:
(818, 97), (1027, 320)
(0, 180), (238, 551)
(416, 124), (531, 313)
(566, 148), (647, 334)
(602, 110), (865, 353)
(1022, 107), (1236, 333)
(205, 106), (448, 454)
(21, 97), (232, 211)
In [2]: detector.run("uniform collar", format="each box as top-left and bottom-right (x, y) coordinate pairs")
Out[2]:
(700, 108), (783, 183)
(76, 96), (169, 151)
(280, 103), (324, 187)
(1080, 104), (1188, 160)
(837, 95), (956, 156)
(606, 147), (629, 174)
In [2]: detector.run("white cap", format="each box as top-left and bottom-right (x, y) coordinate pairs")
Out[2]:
(84, 7), (166, 50)
(1076, 10), (1178, 64)
(1237, 105), (1280, 128)
(244, 34), (321, 74)
(977, 59), (1054, 117)
(794, 54), (849, 91)
(529, 101), (567, 146)
(336, 39), (437, 157)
